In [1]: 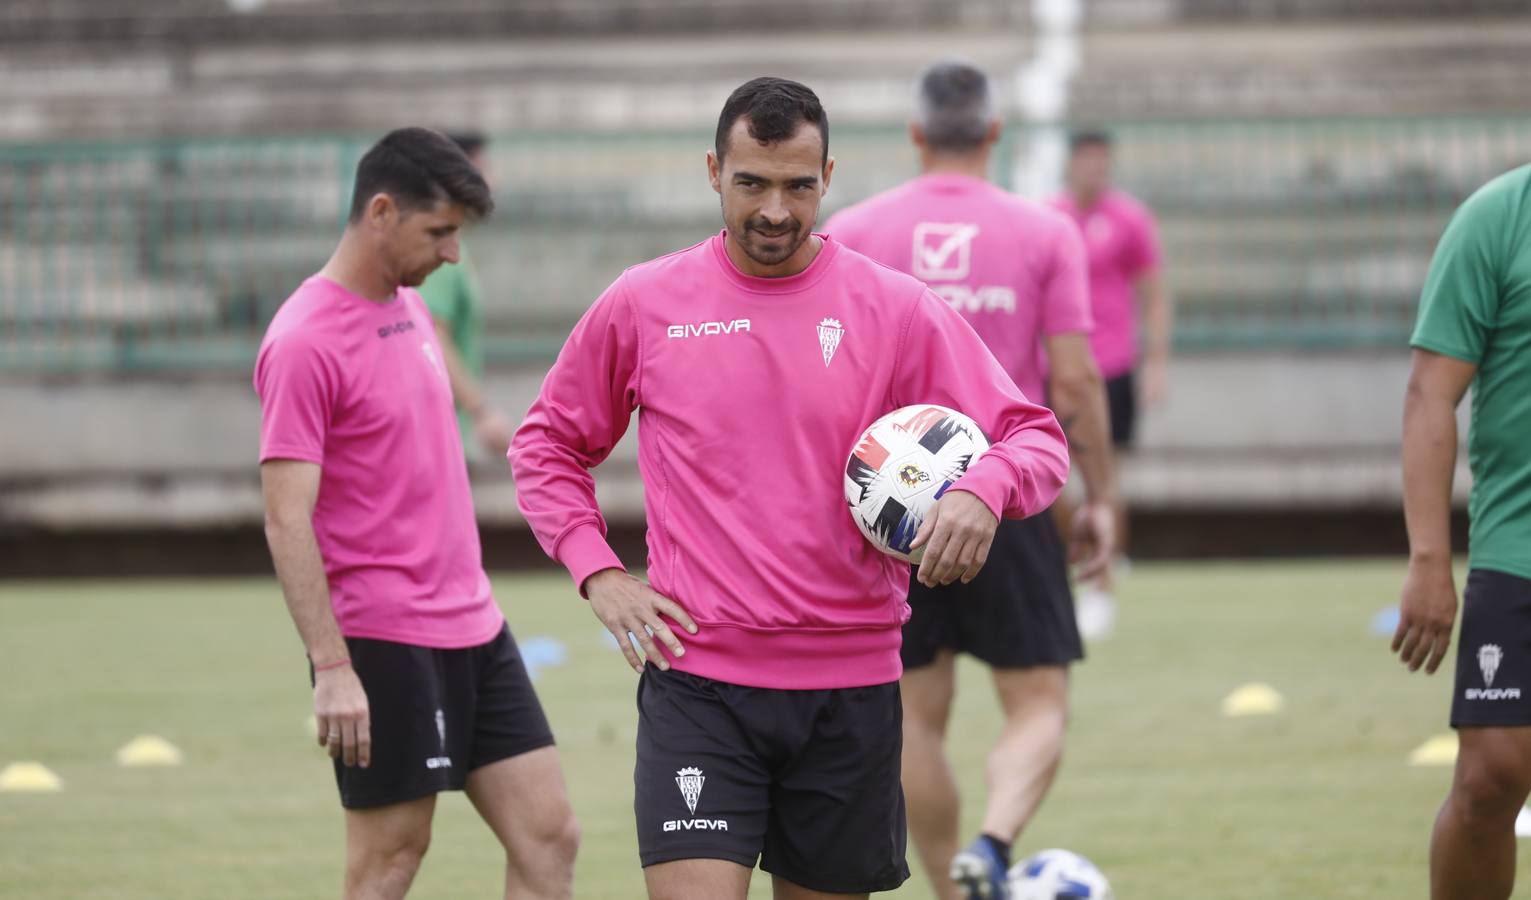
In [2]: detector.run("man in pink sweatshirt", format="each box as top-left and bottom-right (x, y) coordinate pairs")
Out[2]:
(825, 61), (1116, 900)
(511, 78), (1070, 900)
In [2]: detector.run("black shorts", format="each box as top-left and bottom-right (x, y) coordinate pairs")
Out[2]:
(316, 625), (555, 809)
(903, 513), (1084, 670)
(1452, 569), (1531, 728)
(634, 667), (909, 894)
(1105, 371), (1137, 449)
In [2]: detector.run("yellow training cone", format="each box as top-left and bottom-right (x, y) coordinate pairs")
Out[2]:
(0, 762), (63, 792)
(1409, 732), (1459, 767)
(116, 735), (183, 768)
(1221, 683), (1284, 717)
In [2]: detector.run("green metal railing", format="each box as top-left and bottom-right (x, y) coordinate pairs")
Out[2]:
(1, 114), (1527, 374)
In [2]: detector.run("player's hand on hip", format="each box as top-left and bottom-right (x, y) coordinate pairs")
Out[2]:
(584, 569), (698, 674)
(911, 490), (999, 588)
(1393, 557), (1458, 675)
(314, 664), (371, 768)
(1069, 500), (1116, 582)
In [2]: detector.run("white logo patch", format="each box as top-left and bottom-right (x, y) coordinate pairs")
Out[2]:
(1481, 644), (1503, 688)
(421, 341), (444, 376)
(426, 708), (452, 769)
(912, 222), (979, 281)
(931, 284), (1018, 314)
(817, 318), (844, 367)
(663, 766), (728, 832)
(675, 767), (704, 815)
(1466, 644), (1521, 701)
(667, 319), (751, 339)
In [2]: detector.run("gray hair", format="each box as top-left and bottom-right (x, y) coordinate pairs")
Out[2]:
(914, 60), (996, 153)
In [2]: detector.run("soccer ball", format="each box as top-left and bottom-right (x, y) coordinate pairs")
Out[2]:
(843, 404), (989, 564)
(1008, 849), (1113, 900)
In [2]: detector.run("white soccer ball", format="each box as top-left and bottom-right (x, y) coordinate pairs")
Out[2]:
(1008, 848), (1113, 900)
(843, 404), (989, 564)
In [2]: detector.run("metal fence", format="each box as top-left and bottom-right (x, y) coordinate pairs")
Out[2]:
(1, 114), (1527, 375)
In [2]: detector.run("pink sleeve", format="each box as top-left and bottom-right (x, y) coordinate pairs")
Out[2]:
(1123, 203), (1163, 277)
(892, 290), (1070, 520)
(1040, 217), (1093, 337)
(508, 274), (641, 592)
(254, 334), (336, 465)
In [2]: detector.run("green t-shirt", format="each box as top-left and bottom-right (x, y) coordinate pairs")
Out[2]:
(417, 248), (485, 445)
(1410, 163), (1531, 580)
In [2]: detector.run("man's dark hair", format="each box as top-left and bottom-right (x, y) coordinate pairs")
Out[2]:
(444, 130), (487, 159)
(915, 60), (995, 153)
(348, 127), (493, 223)
(715, 77), (829, 168)
(1069, 128), (1114, 154)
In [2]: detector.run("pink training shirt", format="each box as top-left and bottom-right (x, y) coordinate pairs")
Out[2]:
(1048, 189), (1162, 379)
(255, 276), (504, 649)
(825, 173), (1092, 402)
(510, 231), (1069, 690)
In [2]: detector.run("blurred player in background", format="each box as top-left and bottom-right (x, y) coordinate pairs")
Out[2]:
(1397, 162), (1531, 900)
(511, 77), (1071, 900)
(826, 60), (1116, 900)
(256, 127), (578, 900)
(417, 130), (516, 461)
(1048, 129), (1170, 639)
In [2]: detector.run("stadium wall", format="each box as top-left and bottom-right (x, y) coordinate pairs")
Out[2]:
(0, 350), (1470, 575)
(0, 7), (1517, 573)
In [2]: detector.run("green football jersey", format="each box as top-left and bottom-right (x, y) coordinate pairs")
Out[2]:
(1411, 164), (1531, 580)
(418, 247), (486, 447)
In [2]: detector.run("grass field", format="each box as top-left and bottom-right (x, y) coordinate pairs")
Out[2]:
(0, 559), (1520, 898)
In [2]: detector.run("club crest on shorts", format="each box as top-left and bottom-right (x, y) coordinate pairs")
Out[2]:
(1480, 644), (1504, 688)
(675, 767), (704, 815)
(1466, 644), (1520, 701)
(817, 318), (844, 367)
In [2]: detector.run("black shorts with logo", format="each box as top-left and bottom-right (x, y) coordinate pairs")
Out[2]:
(1452, 569), (1531, 728)
(634, 667), (909, 894)
(315, 624), (555, 809)
(1106, 371), (1137, 449)
(903, 513), (1083, 670)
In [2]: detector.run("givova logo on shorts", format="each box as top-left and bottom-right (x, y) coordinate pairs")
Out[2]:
(1466, 644), (1521, 701)
(425, 708), (453, 769)
(663, 766), (728, 832)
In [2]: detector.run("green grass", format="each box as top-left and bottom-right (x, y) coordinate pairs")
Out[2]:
(0, 560), (1519, 898)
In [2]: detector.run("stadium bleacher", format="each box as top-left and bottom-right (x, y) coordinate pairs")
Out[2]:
(1, 0), (1519, 555)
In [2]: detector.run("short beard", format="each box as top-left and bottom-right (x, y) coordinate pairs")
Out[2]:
(737, 216), (808, 267)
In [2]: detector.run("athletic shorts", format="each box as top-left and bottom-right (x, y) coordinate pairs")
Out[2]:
(902, 513), (1084, 670)
(1105, 370), (1137, 449)
(1452, 569), (1531, 728)
(634, 667), (910, 894)
(315, 624), (555, 809)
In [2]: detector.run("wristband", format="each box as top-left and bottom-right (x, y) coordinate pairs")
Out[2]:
(313, 657), (351, 673)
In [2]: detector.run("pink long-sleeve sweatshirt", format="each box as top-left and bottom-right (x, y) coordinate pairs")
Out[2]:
(510, 231), (1069, 689)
